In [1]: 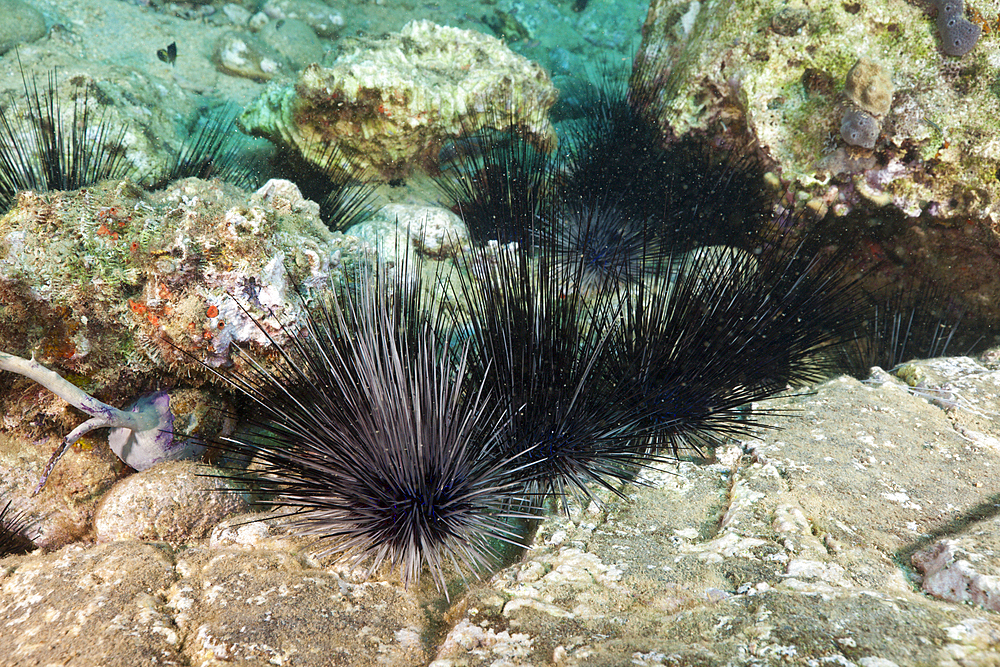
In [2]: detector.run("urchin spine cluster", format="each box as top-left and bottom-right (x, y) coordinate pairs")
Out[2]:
(0, 66), (131, 212)
(210, 265), (535, 595)
(841, 283), (970, 378)
(0, 499), (34, 557)
(203, 69), (887, 595)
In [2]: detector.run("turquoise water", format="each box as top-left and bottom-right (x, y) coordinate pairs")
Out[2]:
(1, 0), (648, 100)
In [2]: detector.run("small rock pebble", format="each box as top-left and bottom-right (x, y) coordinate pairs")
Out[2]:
(258, 18), (324, 70)
(94, 461), (250, 545)
(262, 0), (345, 38)
(0, 0), (46, 55)
(213, 31), (285, 81)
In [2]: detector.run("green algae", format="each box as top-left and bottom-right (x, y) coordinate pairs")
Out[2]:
(638, 0), (1000, 226)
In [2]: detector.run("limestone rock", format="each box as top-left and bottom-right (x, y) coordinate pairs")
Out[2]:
(258, 18), (324, 71)
(432, 363), (1000, 664)
(239, 20), (558, 179)
(347, 203), (468, 259)
(93, 462), (249, 545)
(914, 539), (1000, 611)
(0, 543), (182, 666)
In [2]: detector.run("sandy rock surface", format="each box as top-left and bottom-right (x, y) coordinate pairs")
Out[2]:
(4, 357), (1000, 665)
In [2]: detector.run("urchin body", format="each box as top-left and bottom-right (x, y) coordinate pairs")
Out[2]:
(215, 266), (530, 593)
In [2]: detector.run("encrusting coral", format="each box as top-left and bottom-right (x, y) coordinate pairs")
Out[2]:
(239, 20), (558, 179)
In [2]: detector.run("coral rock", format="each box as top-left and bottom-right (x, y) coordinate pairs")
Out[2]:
(633, 0), (1000, 227)
(258, 18), (324, 71)
(0, 178), (359, 388)
(843, 57), (893, 117)
(239, 20), (558, 179)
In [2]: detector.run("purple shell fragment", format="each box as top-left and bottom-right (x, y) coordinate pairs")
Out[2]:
(108, 391), (204, 470)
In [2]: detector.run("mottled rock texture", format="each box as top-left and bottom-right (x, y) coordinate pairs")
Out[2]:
(3, 356), (1000, 665)
(239, 20), (558, 179)
(0, 178), (364, 550)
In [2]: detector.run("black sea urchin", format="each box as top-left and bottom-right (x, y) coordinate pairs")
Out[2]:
(446, 233), (651, 507)
(212, 264), (533, 594)
(436, 122), (554, 246)
(536, 196), (661, 296)
(147, 104), (263, 191)
(606, 229), (868, 459)
(0, 65), (131, 212)
(203, 61), (875, 589)
(440, 142), (666, 505)
(841, 283), (971, 378)
(436, 93), (870, 505)
(0, 500), (34, 557)
(557, 69), (772, 252)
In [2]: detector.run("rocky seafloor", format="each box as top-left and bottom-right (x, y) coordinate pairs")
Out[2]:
(2, 356), (1000, 666)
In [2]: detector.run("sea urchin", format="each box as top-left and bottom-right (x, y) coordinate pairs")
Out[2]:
(210, 263), (534, 595)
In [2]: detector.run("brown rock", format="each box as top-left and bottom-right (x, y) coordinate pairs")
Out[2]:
(844, 57), (894, 117)
(94, 461), (250, 545)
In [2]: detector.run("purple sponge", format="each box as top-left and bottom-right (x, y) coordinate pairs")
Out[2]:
(840, 109), (879, 149)
(938, 14), (982, 56)
(932, 0), (981, 56)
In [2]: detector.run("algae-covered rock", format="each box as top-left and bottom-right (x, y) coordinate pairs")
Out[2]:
(0, 178), (361, 389)
(634, 0), (1000, 227)
(239, 19), (558, 179)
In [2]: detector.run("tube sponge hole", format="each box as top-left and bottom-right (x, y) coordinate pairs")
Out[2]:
(936, 0), (962, 16)
(840, 109), (879, 149)
(938, 15), (981, 56)
(931, 0), (981, 57)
